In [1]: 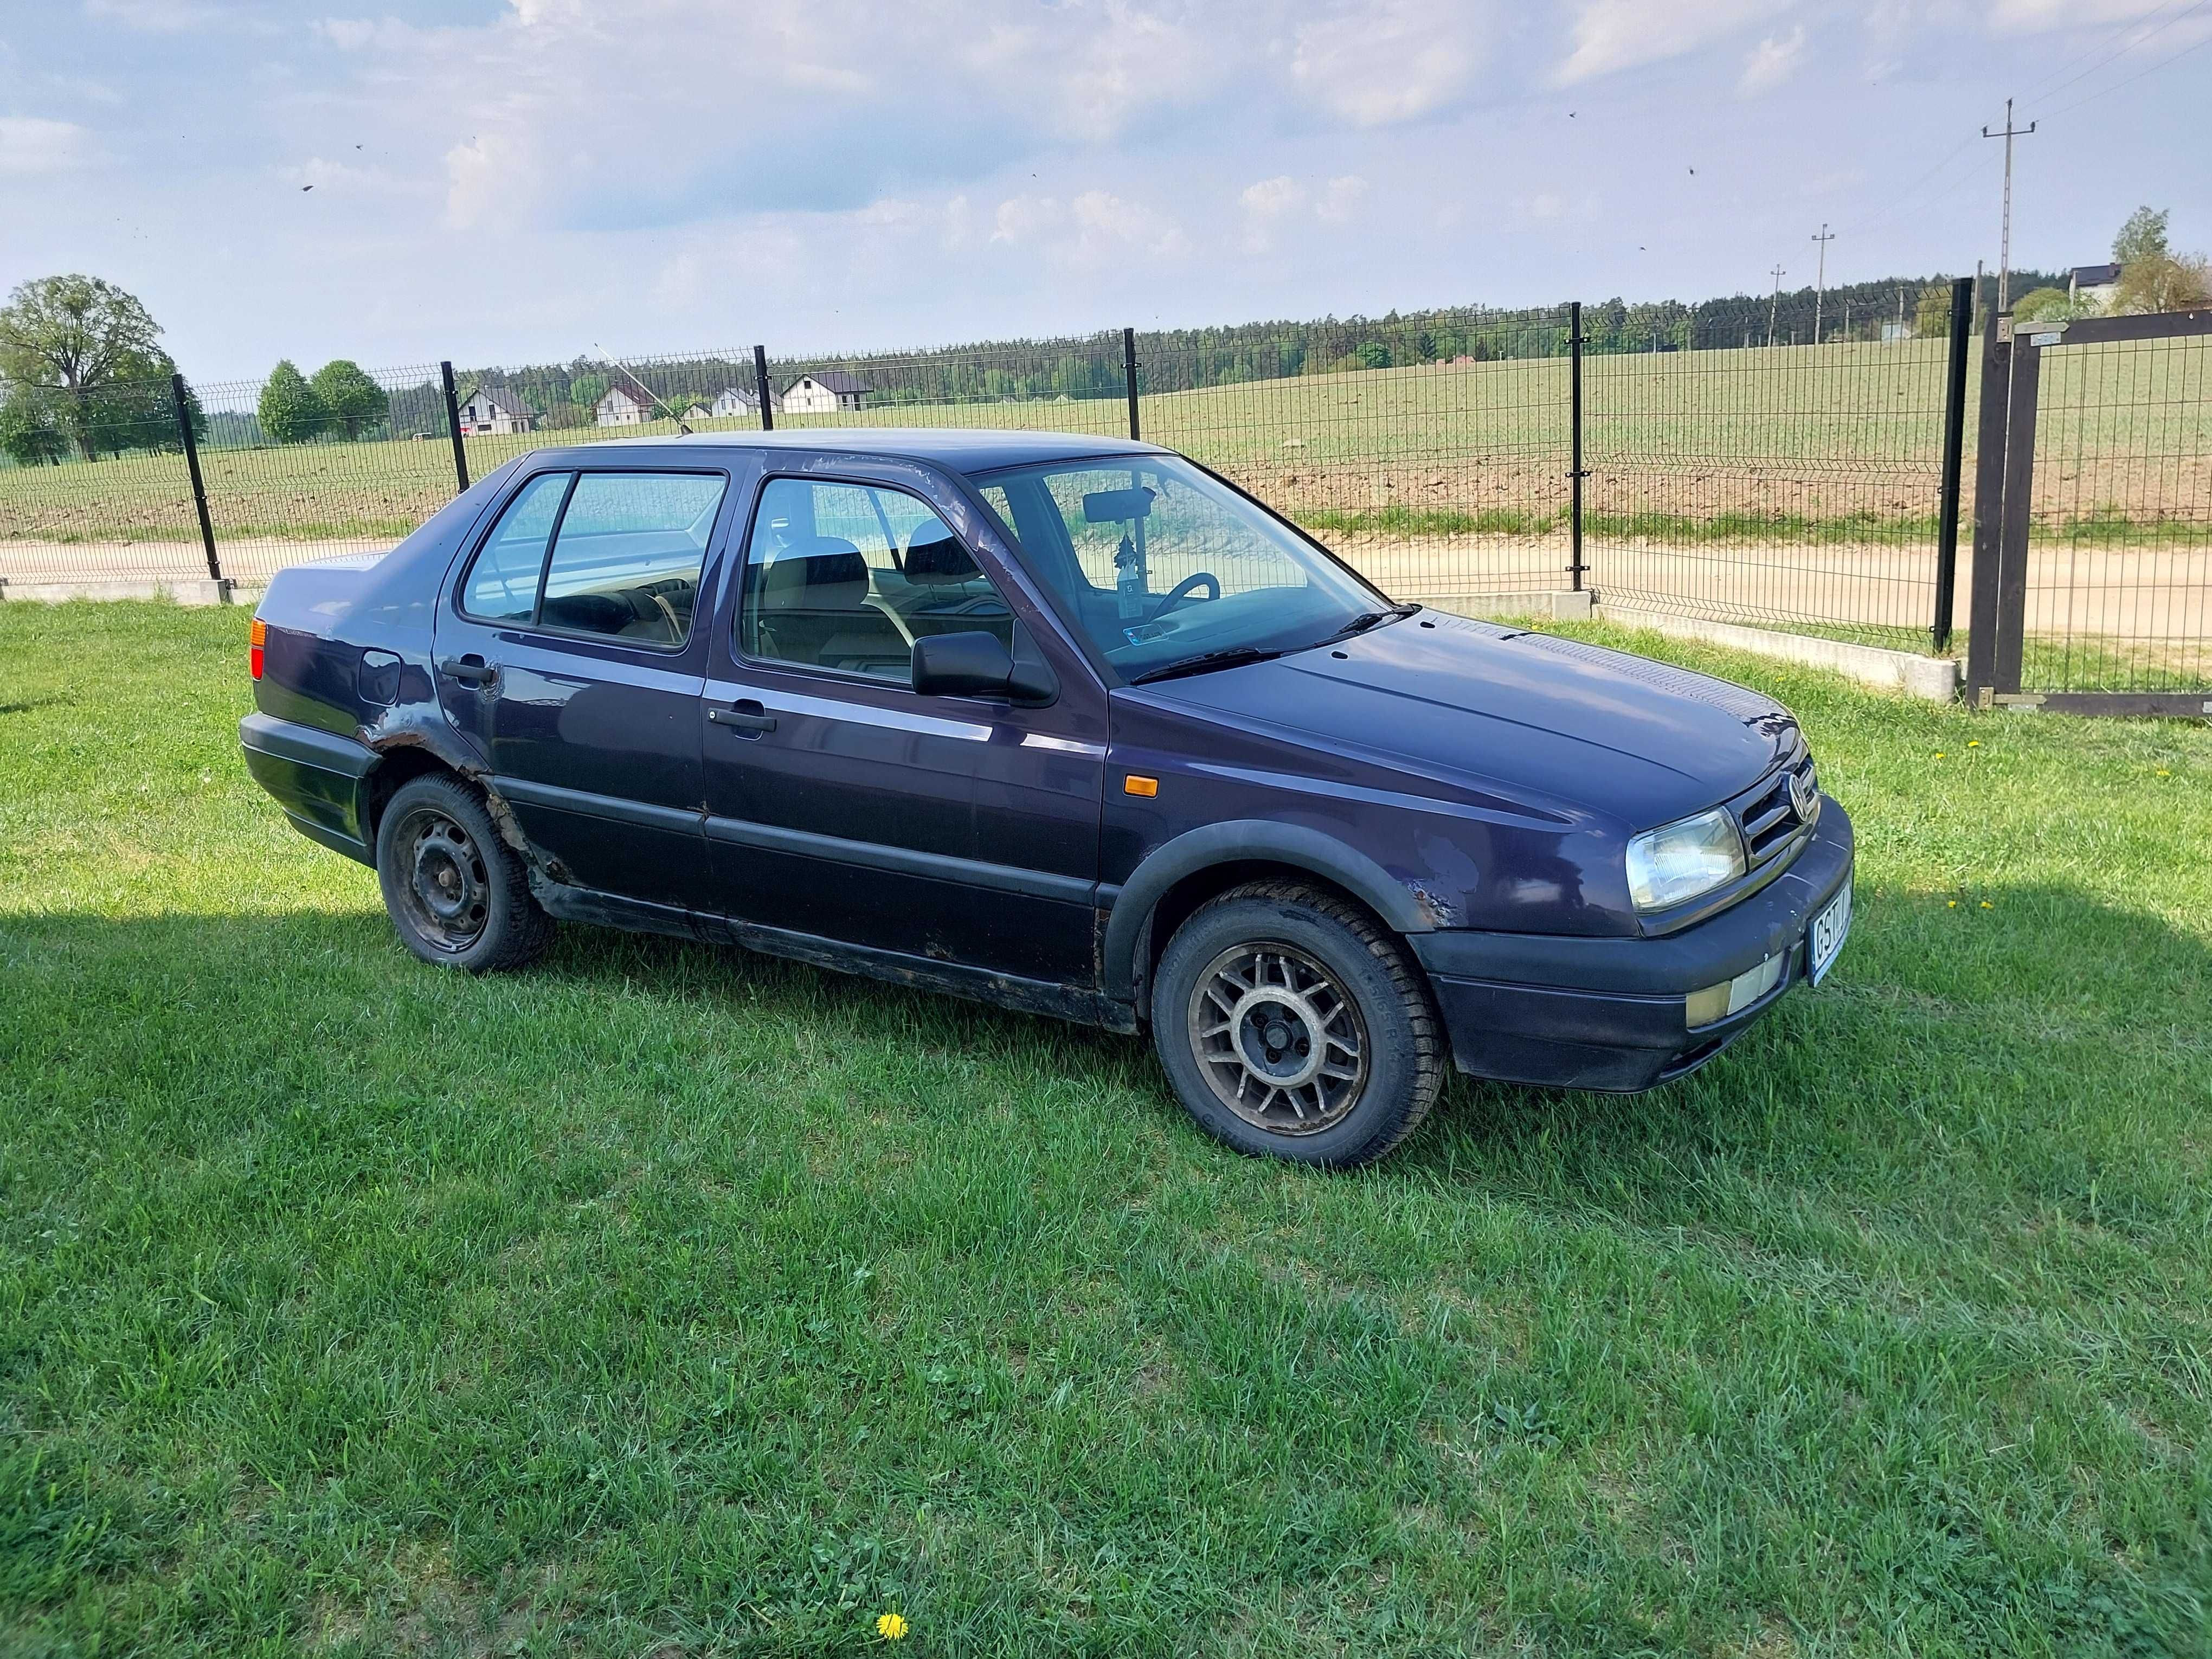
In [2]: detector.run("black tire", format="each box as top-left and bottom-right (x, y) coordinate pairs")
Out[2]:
(1150, 881), (1445, 1168)
(374, 774), (553, 973)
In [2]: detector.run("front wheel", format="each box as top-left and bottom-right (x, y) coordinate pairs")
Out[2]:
(1150, 882), (1445, 1167)
(374, 774), (553, 973)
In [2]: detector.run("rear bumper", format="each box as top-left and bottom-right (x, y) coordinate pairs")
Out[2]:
(1410, 799), (1854, 1092)
(240, 712), (377, 864)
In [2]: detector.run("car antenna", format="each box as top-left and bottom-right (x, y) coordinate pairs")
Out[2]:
(591, 343), (691, 435)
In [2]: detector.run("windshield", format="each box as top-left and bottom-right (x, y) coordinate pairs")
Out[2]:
(970, 454), (1393, 683)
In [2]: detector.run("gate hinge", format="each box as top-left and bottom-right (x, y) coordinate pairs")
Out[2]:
(1993, 693), (2047, 712)
(1975, 686), (1994, 710)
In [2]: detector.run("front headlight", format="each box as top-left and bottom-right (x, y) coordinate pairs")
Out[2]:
(1626, 807), (1746, 911)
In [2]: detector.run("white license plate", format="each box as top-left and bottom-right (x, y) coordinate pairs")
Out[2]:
(1808, 884), (1852, 985)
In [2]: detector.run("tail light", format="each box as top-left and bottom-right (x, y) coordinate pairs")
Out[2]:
(249, 615), (267, 680)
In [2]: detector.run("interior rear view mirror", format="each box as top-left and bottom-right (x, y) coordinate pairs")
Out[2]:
(1083, 487), (1154, 523)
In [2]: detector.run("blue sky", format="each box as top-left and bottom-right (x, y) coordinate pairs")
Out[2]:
(3, 0), (2208, 380)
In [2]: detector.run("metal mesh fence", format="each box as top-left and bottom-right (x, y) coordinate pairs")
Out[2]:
(2017, 324), (2211, 693)
(1584, 297), (1970, 651)
(1135, 307), (1574, 602)
(14, 297), (2204, 701)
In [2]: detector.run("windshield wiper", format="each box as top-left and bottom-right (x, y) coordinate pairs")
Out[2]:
(1128, 645), (1285, 686)
(1319, 603), (1419, 645)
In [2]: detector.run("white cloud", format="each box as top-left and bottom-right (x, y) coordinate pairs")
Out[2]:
(1291, 0), (1489, 126)
(1316, 175), (1369, 222)
(1739, 23), (1806, 92)
(0, 117), (97, 176)
(1239, 172), (1370, 251)
(1555, 0), (1792, 84)
(83, 0), (221, 30)
(1988, 0), (2172, 30)
(991, 189), (1187, 265)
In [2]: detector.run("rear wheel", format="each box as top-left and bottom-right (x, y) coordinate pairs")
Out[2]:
(1150, 882), (1444, 1167)
(375, 774), (552, 973)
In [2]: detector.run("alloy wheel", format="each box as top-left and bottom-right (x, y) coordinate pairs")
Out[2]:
(1185, 941), (1369, 1134)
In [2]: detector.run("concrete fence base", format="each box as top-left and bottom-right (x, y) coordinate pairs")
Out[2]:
(1, 576), (237, 607)
(1418, 590), (1962, 704)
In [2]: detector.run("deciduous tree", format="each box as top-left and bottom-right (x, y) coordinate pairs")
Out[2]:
(0, 274), (172, 459)
(259, 359), (331, 445)
(310, 359), (389, 439)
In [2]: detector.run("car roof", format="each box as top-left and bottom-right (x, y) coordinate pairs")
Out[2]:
(554, 426), (1169, 474)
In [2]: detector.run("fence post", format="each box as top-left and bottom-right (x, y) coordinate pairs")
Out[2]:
(170, 371), (221, 584)
(1567, 302), (1586, 592)
(1123, 327), (1141, 442)
(753, 345), (775, 432)
(440, 362), (470, 494)
(1930, 275), (1974, 653)
(1963, 313), (2012, 703)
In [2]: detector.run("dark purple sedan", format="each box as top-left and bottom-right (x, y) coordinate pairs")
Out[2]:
(242, 430), (1852, 1166)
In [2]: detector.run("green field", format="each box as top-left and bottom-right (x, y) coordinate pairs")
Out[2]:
(5, 603), (2209, 1654)
(4, 340), (2207, 560)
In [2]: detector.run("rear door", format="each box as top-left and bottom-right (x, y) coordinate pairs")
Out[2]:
(697, 462), (1108, 985)
(434, 459), (755, 910)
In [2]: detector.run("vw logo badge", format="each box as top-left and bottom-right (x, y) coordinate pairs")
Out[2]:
(1789, 765), (1818, 821)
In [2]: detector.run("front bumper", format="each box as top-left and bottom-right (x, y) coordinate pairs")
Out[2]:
(1410, 798), (1854, 1092)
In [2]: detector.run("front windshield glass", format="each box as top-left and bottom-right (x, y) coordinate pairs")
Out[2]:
(971, 454), (1392, 682)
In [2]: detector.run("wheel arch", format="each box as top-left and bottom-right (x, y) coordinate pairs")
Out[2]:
(1103, 820), (1432, 1008)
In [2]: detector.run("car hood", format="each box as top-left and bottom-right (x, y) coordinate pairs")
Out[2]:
(1136, 612), (1799, 828)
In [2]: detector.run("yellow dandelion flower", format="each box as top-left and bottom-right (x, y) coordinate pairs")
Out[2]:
(1980, 902), (1992, 909)
(1967, 740), (1980, 747)
(1947, 901), (1958, 908)
(2157, 769), (2172, 777)
(1935, 751), (1947, 758)
(877, 1612), (909, 1642)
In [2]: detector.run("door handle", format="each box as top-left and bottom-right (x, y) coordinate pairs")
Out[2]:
(440, 653), (498, 687)
(709, 700), (776, 734)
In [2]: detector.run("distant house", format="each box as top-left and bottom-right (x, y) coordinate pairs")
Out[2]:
(681, 403), (713, 423)
(2070, 263), (2124, 311)
(456, 384), (536, 435)
(781, 370), (871, 414)
(706, 385), (779, 419)
(595, 386), (657, 426)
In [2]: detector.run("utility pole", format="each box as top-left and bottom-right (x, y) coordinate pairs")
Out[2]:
(1982, 97), (2036, 311)
(1811, 224), (1835, 343)
(1767, 265), (1786, 348)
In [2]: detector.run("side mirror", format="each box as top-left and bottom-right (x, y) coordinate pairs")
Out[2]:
(911, 630), (1057, 705)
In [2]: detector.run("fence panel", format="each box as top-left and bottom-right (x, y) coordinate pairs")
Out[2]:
(1585, 299), (1968, 652)
(0, 380), (204, 587)
(1135, 307), (1574, 603)
(2001, 311), (2212, 709)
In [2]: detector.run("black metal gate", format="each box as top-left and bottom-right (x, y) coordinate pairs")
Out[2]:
(1966, 307), (2212, 717)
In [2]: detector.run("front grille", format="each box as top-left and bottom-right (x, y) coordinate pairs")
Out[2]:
(1734, 750), (1819, 869)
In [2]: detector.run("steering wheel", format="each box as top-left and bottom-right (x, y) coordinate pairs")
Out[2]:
(1150, 571), (1219, 620)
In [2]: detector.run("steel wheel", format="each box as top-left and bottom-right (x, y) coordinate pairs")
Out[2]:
(1186, 941), (1370, 1135)
(390, 804), (491, 954)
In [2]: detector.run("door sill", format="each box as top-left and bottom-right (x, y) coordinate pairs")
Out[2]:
(532, 878), (1135, 1032)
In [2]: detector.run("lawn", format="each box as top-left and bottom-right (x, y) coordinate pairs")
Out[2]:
(3, 602), (2209, 1656)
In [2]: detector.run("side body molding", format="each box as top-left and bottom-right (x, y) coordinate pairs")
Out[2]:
(1101, 819), (1437, 1003)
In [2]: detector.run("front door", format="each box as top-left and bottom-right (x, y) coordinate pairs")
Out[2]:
(699, 467), (1106, 985)
(434, 463), (748, 909)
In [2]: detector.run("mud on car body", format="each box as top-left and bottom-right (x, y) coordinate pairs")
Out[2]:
(242, 428), (1853, 1167)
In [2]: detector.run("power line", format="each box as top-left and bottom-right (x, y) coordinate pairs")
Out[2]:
(2022, 0), (2211, 112)
(2041, 25), (2212, 119)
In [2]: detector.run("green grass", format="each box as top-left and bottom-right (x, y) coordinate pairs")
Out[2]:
(4, 603), (2211, 1656)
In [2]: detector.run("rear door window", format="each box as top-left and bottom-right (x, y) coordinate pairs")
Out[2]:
(538, 473), (726, 646)
(458, 470), (726, 646)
